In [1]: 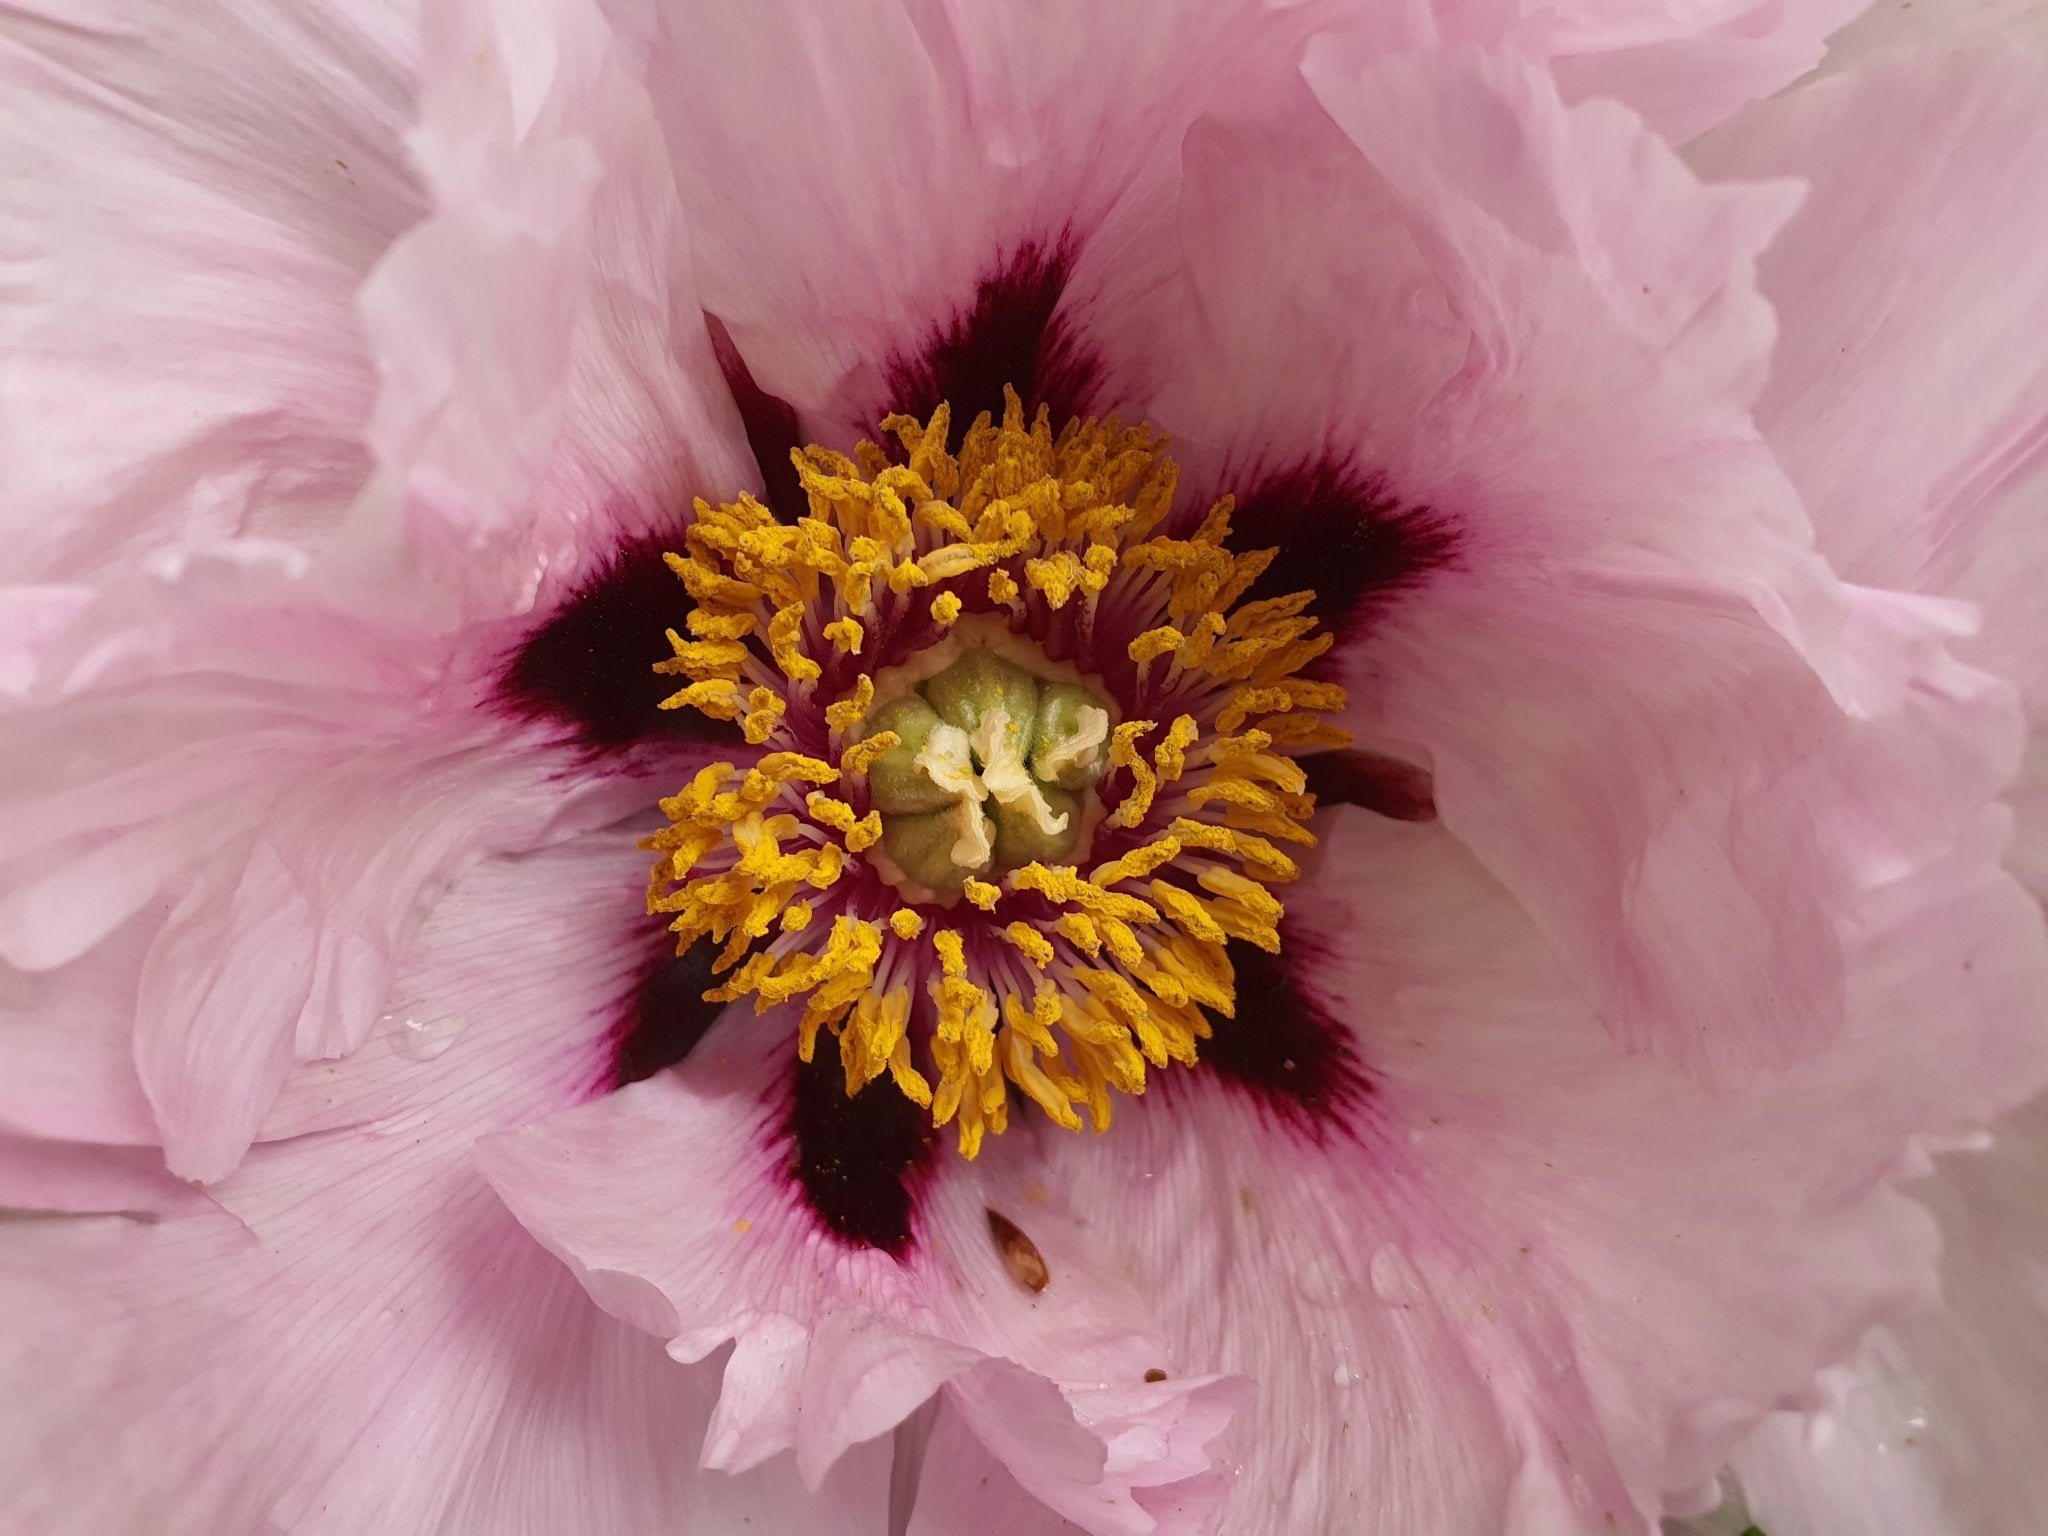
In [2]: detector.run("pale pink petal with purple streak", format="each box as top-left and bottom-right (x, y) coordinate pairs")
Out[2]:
(478, 1031), (1246, 1536)
(0, 835), (892, 1536)
(899, 803), (2043, 1535)
(1119, 34), (2022, 1093)
(0, 0), (754, 1180)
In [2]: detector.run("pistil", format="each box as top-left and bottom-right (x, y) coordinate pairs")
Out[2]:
(862, 648), (1112, 895)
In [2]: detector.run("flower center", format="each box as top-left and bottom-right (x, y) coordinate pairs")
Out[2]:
(645, 391), (1348, 1156)
(862, 639), (1114, 896)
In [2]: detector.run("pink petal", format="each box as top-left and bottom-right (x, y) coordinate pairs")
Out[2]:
(0, 0), (417, 578)
(628, 0), (1354, 437)
(1727, 1091), (2048, 1536)
(0, 920), (155, 1145)
(5, 0), (755, 1188)
(0, 1134), (211, 1218)
(904, 1398), (1097, 1536)
(1689, 50), (2048, 601)
(997, 806), (2047, 1533)
(1547, 0), (1872, 142)
(1655, 56), (2048, 1533)
(347, 0), (756, 628)
(1148, 38), (2004, 1078)
(477, 1023), (1247, 1536)
(0, 540), (669, 1180)
(1812, 0), (2048, 78)
(0, 833), (891, 1533)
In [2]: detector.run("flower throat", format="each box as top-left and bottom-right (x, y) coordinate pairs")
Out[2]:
(645, 390), (1347, 1156)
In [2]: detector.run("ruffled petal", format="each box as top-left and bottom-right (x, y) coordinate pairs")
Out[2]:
(477, 1018), (1247, 1536)
(1138, 37), (2006, 1079)
(344, 0), (756, 628)
(995, 807), (2048, 1535)
(1689, 50), (2048, 600)
(1657, 58), (2048, 1532)
(0, 0), (418, 578)
(0, 0), (760, 1179)
(624, 0), (1354, 440)
(1545, 0), (1873, 142)
(0, 539), (664, 1180)
(0, 833), (892, 1535)
(904, 1397), (1097, 1536)
(1812, 0), (2048, 78)
(1717, 1091), (2048, 1536)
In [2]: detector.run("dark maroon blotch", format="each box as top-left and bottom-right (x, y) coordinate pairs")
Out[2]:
(1235, 459), (1458, 640)
(1302, 749), (1436, 822)
(787, 1045), (936, 1258)
(498, 536), (741, 752)
(1201, 934), (1371, 1134)
(706, 314), (808, 523)
(609, 935), (729, 1090)
(884, 242), (1100, 433)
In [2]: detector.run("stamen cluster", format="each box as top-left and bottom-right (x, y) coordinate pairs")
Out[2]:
(645, 392), (1347, 1155)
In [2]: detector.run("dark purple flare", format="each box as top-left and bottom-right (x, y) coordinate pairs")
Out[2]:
(786, 1045), (937, 1258)
(1234, 459), (1458, 641)
(1302, 749), (1437, 822)
(609, 935), (729, 1090)
(1200, 934), (1372, 1135)
(498, 536), (742, 753)
(884, 242), (1100, 434)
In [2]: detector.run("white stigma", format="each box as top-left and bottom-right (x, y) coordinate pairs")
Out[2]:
(1033, 704), (1109, 786)
(971, 709), (1069, 837)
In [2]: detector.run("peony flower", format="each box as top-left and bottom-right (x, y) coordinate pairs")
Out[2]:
(3, 2), (2046, 1535)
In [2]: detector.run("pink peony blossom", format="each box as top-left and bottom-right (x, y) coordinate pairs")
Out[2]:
(2, 2), (2046, 1534)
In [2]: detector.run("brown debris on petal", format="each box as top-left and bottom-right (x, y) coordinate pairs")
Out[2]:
(986, 1207), (1050, 1293)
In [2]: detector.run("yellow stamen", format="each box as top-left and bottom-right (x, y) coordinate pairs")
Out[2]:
(643, 392), (1343, 1157)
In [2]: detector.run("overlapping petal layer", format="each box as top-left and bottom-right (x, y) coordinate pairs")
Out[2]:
(0, 835), (894, 1536)
(478, 1015), (1247, 1536)
(4, 0), (2048, 1533)
(1674, 45), (2048, 1535)
(0, 0), (757, 1180)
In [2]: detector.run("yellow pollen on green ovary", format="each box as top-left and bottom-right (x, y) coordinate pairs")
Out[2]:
(641, 389), (1347, 1156)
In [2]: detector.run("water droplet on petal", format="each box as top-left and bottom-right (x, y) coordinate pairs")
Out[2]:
(1292, 1256), (1348, 1307)
(382, 1010), (467, 1061)
(1369, 1244), (1422, 1306)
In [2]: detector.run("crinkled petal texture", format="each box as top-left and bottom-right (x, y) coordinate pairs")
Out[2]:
(9, 4), (2048, 1536)
(1131, 30), (2026, 1087)
(1666, 47), (2048, 1536)
(624, 0), (1863, 447)
(477, 1023), (1250, 1536)
(1722, 1093), (2048, 1536)
(1540, 0), (1875, 142)
(0, 0), (756, 1181)
(0, 836), (895, 1536)
(0, 0), (418, 580)
(483, 808), (2048, 1536)
(620, 0), (1378, 444)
